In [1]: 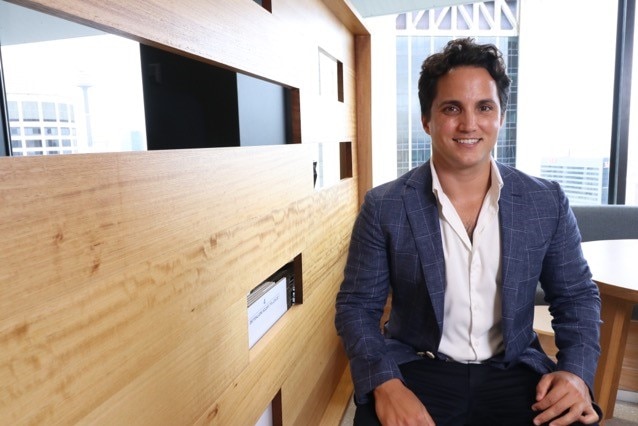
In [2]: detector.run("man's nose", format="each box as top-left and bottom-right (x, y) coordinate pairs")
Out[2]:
(459, 110), (477, 131)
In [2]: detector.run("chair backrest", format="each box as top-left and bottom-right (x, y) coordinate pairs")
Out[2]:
(571, 205), (638, 242)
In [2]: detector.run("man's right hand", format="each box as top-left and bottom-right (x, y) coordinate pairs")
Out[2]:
(373, 378), (436, 425)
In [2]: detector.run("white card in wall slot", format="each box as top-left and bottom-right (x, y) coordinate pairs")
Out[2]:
(247, 277), (288, 348)
(255, 402), (273, 426)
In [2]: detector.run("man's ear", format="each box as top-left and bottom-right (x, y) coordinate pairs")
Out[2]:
(421, 115), (431, 135)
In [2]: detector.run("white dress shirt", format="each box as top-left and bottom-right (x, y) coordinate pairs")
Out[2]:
(431, 159), (505, 362)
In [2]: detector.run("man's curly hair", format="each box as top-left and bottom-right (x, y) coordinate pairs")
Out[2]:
(418, 38), (511, 120)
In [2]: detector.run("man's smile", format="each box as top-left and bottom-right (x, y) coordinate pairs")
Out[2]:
(453, 138), (481, 145)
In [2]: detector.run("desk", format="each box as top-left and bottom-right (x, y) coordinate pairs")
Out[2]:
(581, 239), (638, 420)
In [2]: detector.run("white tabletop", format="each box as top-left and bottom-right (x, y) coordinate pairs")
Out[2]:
(581, 239), (638, 302)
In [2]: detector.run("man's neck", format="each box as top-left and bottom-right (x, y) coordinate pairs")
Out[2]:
(432, 159), (492, 203)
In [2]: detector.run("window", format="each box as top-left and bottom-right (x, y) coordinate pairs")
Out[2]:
(0, 0), (147, 156)
(24, 127), (41, 135)
(516, 0), (617, 206)
(42, 102), (56, 121)
(7, 100), (18, 120)
(22, 101), (39, 121)
(59, 103), (69, 122)
(379, 0), (631, 206)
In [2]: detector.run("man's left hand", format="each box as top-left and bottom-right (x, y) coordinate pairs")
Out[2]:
(531, 371), (599, 425)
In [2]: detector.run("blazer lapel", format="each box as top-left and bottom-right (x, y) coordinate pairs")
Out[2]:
(401, 163), (446, 332)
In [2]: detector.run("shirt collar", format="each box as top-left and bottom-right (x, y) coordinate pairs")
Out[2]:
(430, 158), (504, 202)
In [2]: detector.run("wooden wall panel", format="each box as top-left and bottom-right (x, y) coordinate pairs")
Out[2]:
(1, 146), (311, 423)
(355, 34), (373, 202)
(0, 0), (369, 423)
(1, 147), (311, 319)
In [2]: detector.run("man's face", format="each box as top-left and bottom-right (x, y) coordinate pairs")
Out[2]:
(422, 66), (504, 174)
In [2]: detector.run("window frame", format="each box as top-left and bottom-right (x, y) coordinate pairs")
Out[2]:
(609, 0), (636, 204)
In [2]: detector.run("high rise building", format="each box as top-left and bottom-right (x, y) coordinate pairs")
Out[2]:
(540, 157), (610, 205)
(7, 94), (79, 156)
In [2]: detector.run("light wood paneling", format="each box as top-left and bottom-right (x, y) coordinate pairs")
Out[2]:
(0, 0), (368, 424)
(1, 147), (310, 320)
(319, 365), (354, 426)
(355, 34), (373, 201)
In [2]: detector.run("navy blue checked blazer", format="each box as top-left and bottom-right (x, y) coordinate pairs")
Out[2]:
(335, 160), (601, 404)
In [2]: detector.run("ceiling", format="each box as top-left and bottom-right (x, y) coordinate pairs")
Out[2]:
(348, 0), (474, 18)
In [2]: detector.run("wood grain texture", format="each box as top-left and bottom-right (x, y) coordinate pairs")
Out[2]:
(619, 320), (638, 392)
(319, 364), (354, 426)
(355, 34), (373, 202)
(0, 0), (366, 423)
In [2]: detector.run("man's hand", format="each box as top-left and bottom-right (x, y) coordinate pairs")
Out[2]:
(373, 378), (435, 425)
(531, 371), (600, 425)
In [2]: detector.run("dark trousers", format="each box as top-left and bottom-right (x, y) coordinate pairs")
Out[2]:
(353, 358), (598, 426)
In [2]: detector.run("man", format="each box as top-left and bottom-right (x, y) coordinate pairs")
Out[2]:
(335, 38), (601, 425)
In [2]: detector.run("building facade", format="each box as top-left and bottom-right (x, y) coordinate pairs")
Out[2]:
(540, 157), (610, 205)
(7, 94), (79, 156)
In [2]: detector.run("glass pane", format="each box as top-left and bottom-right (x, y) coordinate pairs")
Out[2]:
(516, 0), (617, 205)
(0, 0), (147, 156)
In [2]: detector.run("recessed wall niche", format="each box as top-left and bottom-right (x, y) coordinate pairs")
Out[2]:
(247, 255), (302, 349)
(318, 48), (344, 103)
(314, 141), (353, 189)
(141, 44), (298, 150)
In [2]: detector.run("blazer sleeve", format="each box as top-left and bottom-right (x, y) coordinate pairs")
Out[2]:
(539, 185), (602, 392)
(334, 190), (402, 403)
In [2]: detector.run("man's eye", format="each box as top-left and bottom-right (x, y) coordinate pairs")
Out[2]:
(479, 105), (495, 112)
(444, 106), (460, 113)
